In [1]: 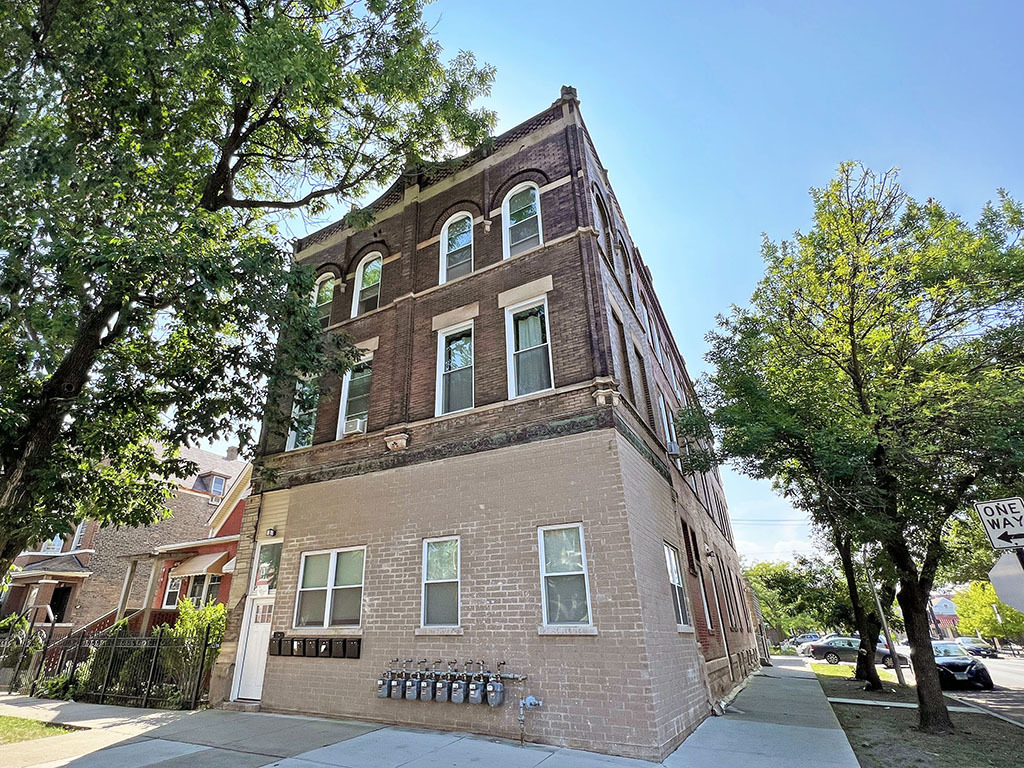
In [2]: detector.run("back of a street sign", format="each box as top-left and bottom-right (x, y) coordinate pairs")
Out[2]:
(990, 551), (1024, 614)
(974, 497), (1024, 549)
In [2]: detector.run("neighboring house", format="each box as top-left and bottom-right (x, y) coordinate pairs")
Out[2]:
(212, 87), (757, 762)
(1, 446), (245, 637)
(929, 594), (960, 639)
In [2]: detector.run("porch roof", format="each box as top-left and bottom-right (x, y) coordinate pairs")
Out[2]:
(11, 554), (92, 580)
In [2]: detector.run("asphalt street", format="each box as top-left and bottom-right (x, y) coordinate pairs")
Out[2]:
(949, 655), (1024, 727)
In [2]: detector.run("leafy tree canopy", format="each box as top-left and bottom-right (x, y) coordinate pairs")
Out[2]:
(693, 163), (1024, 732)
(0, 0), (494, 571)
(953, 581), (1024, 639)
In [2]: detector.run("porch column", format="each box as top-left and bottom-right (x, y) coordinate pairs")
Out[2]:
(115, 559), (138, 620)
(138, 559), (160, 634)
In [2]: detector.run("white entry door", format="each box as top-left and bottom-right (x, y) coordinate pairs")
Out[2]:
(236, 598), (274, 700)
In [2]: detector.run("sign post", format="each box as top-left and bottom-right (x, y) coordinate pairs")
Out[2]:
(976, 497), (1024, 613)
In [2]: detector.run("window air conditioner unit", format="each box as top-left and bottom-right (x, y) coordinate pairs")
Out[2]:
(666, 441), (681, 456)
(343, 417), (367, 435)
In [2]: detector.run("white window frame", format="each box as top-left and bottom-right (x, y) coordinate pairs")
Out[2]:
(285, 378), (316, 452)
(658, 392), (671, 446)
(335, 352), (373, 439)
(250, 541), (283, 595)
(210, 475), (226, 496)
(293, 546), (367, 629)
(664, 542), (693, 631)
(501, 182), (543, 260)
(350, 251), (383, 318)
(421, 536), (461, 628)
(39, 534), (63, 554)
(435, 320), (475, 416)
(163, 576), (183, 609)
(186, 573), (222, 606)
(312, 273), (335, 328)
(439, 212), (474, 284)
(538, 523), (593, 627)
(70, 521), (87, 550)
(504, 296), (555, 400)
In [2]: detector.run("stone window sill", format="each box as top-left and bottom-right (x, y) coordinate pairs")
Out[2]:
(415, 626), (464, 636)
(537, 625), (598, 636)
(677, 624), (696, 634)
(289, 627), (363, 636)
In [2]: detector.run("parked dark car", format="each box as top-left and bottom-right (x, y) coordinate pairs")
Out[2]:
(955, 637), (999, 658)
(875, 642), (910, 668)
(933, 642), (993, 689)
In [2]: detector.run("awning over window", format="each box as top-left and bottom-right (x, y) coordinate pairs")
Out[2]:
(221, 556), (236, 574)
(169, 551), (229, 578)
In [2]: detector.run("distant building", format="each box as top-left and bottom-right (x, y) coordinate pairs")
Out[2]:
(212, 87), (757, 762)
(929, 594), (960, 639)
(1, 446), (245, 637)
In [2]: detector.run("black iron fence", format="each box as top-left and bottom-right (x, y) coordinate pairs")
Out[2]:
(30, 624), (215, 709)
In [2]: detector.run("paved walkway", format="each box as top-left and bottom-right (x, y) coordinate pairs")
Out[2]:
(664, 656), (859, 768)
(0, 658), (857, 767)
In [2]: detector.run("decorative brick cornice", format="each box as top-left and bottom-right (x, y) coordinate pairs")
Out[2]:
(266, 409), (615, 491)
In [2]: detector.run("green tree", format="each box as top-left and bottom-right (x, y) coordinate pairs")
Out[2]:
(935, 517), (999, 586)
(953, 581), (1024, 639)
(0, 0), (495, 572)
(694, 163), (1024, 732)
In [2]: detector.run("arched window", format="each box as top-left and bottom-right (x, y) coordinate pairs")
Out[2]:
(440, 213), (474, 283)
(619, 239), (635, 305)
(351, 252), (382, 318)
(502, 182), (542, 259)
(592, 194), (613, 261)
(312, 274), (335, 329)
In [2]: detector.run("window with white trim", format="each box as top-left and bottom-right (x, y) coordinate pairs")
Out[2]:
(436, 322), (474, 415)
(337, 359), (372, 437)
(39, 534), (62, 554)
(664, 543), (692, 628)
(422, 537), (460, 626)
(295, 547), (366, 627)
(163, 576), (183, 608)
(658, 392), (671, 446)
(313, 274), (335, 328)
(506, 298), (553, 398)
(351, 253), (382, 317)
(188, 574), (222, 606)
(252, 542), (282, 593)
(503, 183), (542, 258)
(210, 475), (226, 497)
(286, 378), (317, 451)
(440, 213), (473, 282)
(538, 524), (592, 625)
(71, 521), (87, 550)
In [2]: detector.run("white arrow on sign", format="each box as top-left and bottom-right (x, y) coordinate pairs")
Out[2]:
(973, 497), (1024, 550)
(989, 552), (1024, 614)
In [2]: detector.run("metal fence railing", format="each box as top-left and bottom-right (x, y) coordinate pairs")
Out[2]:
(32, 624), (215, 709)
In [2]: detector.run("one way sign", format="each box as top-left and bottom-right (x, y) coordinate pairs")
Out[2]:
(974, 497), (1024, 550)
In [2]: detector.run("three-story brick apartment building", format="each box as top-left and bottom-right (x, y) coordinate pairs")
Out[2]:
(212, 87), (757, 761)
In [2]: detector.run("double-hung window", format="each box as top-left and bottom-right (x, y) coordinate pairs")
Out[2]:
(538, 524), (592, 625)
(436, 323), (474, 415)
(506, 298), (553, 398)
(39, 534), (63, 554)
(337, 360), (372, 436)
(503, 184), (542, 258)
(295, 547), (366, 627)
(70, 521), (87, 550)
(422, 537), (460, 626)
(441, 213), (473, 282)
(163, 577), (183, 608)
(286, 378), (317, 451)
(210, 475), (226, 497)
(351, 253), (382, 317)
(187, 574), (222, 606)
(313, 275), (335, 328)
(664, 543), (692, 629)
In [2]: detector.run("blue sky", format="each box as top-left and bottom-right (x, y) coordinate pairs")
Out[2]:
(419, 0), (1024, 563)
(215, 2), (1022, 565)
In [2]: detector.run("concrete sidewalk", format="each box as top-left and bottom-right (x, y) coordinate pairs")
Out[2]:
(0, 658), (856, 767)
(664, 656), (859, 768)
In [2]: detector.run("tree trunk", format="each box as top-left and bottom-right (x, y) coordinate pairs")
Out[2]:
(896, 577), (954, 733)
(836, 535), (883, 690)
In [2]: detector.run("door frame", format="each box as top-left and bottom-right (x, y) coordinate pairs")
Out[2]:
(231, 595), (275, 701)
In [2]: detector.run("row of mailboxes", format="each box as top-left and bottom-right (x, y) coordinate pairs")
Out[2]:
(268, 636), (361, 659)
